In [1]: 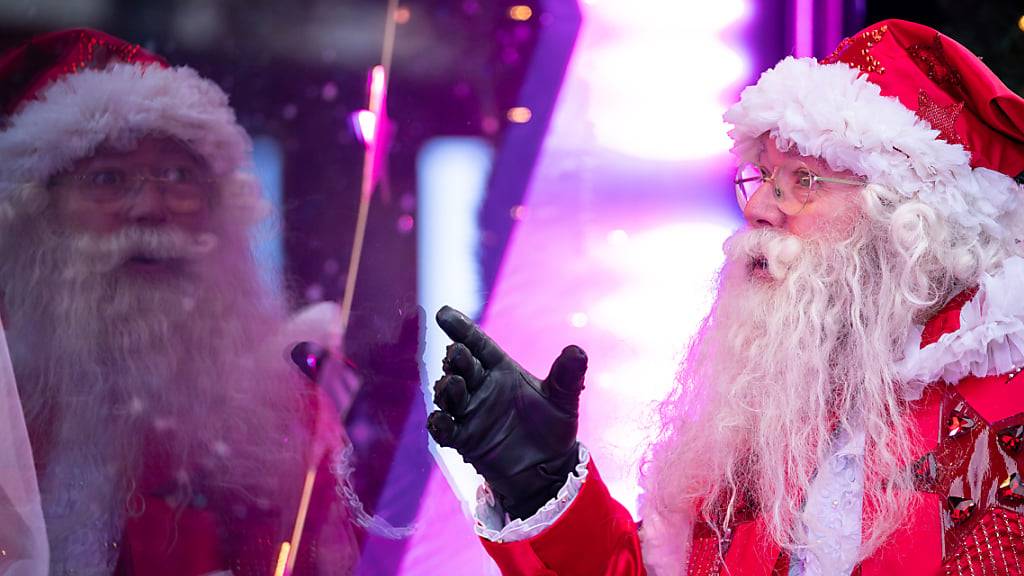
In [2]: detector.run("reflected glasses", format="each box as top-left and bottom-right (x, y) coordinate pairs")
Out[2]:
(57, 166), (215, 214)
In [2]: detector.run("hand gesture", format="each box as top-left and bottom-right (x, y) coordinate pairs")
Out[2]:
(427, 306), (587, 520)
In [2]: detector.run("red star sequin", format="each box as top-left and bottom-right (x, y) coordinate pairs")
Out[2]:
(917, 90), (965, 147)
(65, 30), (146, 75)
(821, 24), (888, 75)
(943, 508), (1024, 575)
(907, 33), (965, 99)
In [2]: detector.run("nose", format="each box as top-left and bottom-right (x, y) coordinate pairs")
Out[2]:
(125, 180), (169, 226)
(742, 181), (786, 229)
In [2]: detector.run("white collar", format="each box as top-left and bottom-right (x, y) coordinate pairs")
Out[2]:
(896, 257), (1024, 400)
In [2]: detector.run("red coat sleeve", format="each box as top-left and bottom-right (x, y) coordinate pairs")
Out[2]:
(480, 459), (647, 576)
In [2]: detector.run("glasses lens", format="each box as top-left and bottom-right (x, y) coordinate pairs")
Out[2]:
(77, 169), (129, 203)
(734, 163), (764, 207)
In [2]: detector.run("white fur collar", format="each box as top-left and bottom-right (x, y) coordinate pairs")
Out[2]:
(896, 257), (1024, 400)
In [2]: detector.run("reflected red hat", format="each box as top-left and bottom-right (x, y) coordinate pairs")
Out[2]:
(0, 28), (250, 198)
(726, 19), (1024, 236)
(0, 28), (165, 116)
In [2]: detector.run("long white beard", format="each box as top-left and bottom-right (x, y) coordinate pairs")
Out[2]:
(645, 220), (922, 557)
(0, 215), (305, 568)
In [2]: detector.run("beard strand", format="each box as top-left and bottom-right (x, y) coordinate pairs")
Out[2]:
(0, 215), (306, 555)
(645, 221), (921, 557)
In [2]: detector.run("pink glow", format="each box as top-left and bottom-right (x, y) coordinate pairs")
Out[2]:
(354, 65), (387, 149)
(354, 110), (377, 146)
(573, 0), (751, 160)
(368, 65), (387, 115)
(399, 472), (500, 574)
(406, 1), (751, 572)
(483, 219), (733, 517)
(795, 0), (813, 57)
(472, 0), (750, 522)
(396, 214), (415, 234)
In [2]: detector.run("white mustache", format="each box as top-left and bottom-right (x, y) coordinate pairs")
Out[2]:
(68, 228), (220, 275)
(724, 229), (804, 281)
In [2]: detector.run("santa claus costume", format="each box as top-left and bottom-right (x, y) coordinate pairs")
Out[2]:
(470, 19), (1024, 576)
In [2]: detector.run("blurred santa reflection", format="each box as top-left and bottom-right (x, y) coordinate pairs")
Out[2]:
(0, 28), (359, 575)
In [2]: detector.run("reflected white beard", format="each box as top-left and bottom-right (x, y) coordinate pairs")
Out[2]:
(647, 223), (920, 553)
(1, 219), (304, 550)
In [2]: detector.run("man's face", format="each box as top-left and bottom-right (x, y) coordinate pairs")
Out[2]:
(741, 137), (865, 238)
(50, 135), (214, 238)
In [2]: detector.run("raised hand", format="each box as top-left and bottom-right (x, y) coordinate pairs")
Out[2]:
(427, 306), (587, 520)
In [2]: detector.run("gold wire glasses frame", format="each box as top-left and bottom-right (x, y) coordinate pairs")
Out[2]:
(734, 162), (864, 215)
(56, 166), (214, 214)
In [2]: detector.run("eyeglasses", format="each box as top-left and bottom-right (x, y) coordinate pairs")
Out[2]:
(56, 166), (215, 214)
(734, 162), (864, 215)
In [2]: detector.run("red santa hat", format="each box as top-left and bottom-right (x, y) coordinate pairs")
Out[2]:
(0, 28), (251, 203)
(725, 19), (1024, 237)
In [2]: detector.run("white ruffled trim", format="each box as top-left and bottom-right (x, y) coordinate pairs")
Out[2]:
(724, 57), (1021, 238)
(0, 62), (250, 194)
(474, 445), (590, 542)
(896, 256), (1024, 399)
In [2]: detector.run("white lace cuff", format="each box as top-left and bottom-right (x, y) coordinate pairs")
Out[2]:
(474, 445), (590, 542)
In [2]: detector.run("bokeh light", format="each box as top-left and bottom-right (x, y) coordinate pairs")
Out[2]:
(506, 106), (533, 123)
(508, 5), (533, 21)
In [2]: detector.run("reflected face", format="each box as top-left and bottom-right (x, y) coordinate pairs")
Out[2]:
(50, 136), (215, 237)
(741, 137), (865, 238)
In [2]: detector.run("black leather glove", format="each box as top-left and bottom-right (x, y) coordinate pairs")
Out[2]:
(427, 305), (587, 520)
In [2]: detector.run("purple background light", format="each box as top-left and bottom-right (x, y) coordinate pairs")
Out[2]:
(474, 0), (750, 519)
(580, 0), (750, 160)
(407, 0), (751, 573)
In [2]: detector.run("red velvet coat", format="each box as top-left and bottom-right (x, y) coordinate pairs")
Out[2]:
(112, 451), (354, 576)
(480, 293), (1024, 575)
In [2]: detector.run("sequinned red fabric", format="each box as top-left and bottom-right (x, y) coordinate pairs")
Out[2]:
(942, 508), (1024, 576)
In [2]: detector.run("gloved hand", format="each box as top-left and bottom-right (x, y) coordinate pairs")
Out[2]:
(427, 306), (587, 520)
